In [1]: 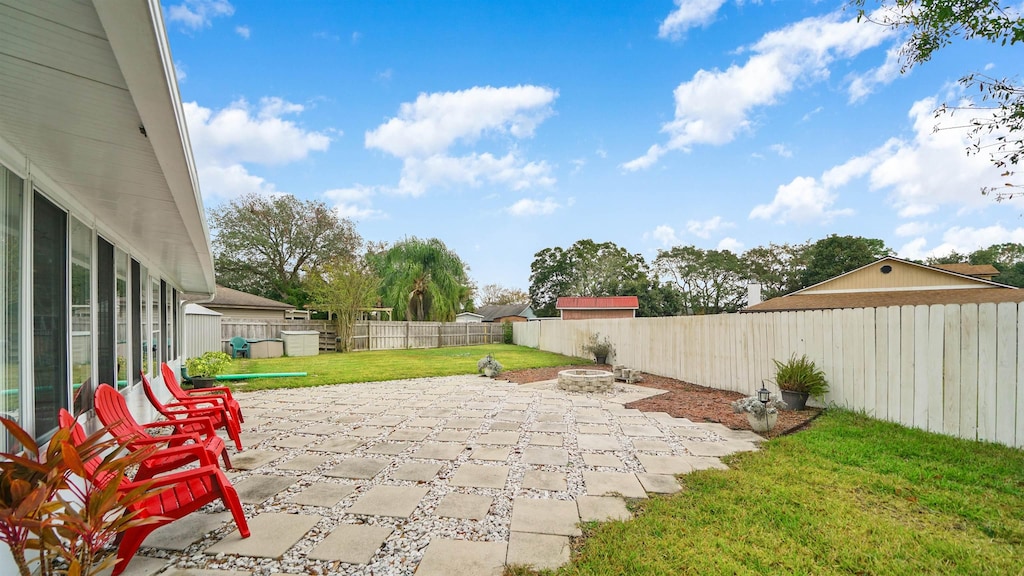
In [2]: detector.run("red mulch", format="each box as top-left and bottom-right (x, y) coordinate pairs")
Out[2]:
(501, 365), (820, 438)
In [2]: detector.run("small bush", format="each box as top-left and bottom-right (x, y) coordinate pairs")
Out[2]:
(502, 321), (514, 344)
(773, 354), (829, 397)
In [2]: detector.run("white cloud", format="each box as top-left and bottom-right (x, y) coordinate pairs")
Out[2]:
(351, 31), (362, 44)
(717, 237), (744, 252)
(625, 10), (894, 170)
(365, 85), (559, 196)
(570, 158), (586, 175)
(749, 175), (855, 224)
(658, 0), (729, 39)
(235, 25), (250, 39)
(649, 225), (680, 246)
(197, 164), (278, 201)
(505, 197), (561, 216)
(686, 216), (732, 238)
(167, 0), (234, 29)
(899, 225), (1024, 260)
(323, 185), (385, 220)
(769, 143), (792, 158)
(848, 44), (902, 103)
(174, 61), (187, 83)
(894, 221), (931, 237)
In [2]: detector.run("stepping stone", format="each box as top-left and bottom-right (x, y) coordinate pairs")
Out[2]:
(529, 434), (563, 447)
(414, 442), (466, 460)
(277, 454), (329, 471)
(680, 440), (757, 457)
(264, 422), (301, 431)
(435, 430), (472, 441)
(471, 447), (510, 461)
(582, 453), (623, 468)
(637, 473), (682, 494)
(404, 417), (442, 428)
(530, 422), (567, 433)
(495, 411), (526, 422)
(444, 418), (485, 429)
(230, 450), (284, 470)
(449, 464), (509, 489)
(619, 425), (665, 437)
(465, 401), (498, 410)
(348, 426), (390, 438)
(435, 493), (492, 520)
(522, 447), (568, 466)
(577, 435), (620, 451)
(95, 556), (167, 576)
(477, 431), (520, 445)
(300, 423), (346, 435)
(536, 413), (564, 422)
(307, 524), (394, 564)
(488, 421), (521, 431)
(582, 471), (648, 499)
(576, 496), (632, 522)
(346, 485), (430, 518)
(522, 470), (567, 491)
(575, 414), (608, 424)
(270, 436), (312, 449)
(238, 432), (271, 447)
(632, 439), (673, 452)
(366, 442), (411, 455)
(504, 403), (530, 411)
(458, 410), (488, 418)
(715, 428), (766, 443)
(416, 539), (506, 576)
(290, 412), (331, 421)
(393, 462), (444, 482)
(316, 437), (364, 454)
(510, 498), (581, 536)
(418, 408), (454, 417)
(144, 511), (231, 550)
(155, 569), (250, 576)
(683, 456), (729, 471)
(291, 483), (356, 507)
(324, 458), (389, 480)
(349, 406), (383, 414)
(333, 415), (366, 423)
(234, 475), (296, 505)
(637, 455), (694, 475)
(207, 512), (320, 558)
(506, 532), (570, 572)
(364, 415), (406, 426)
(388, 429), (430, 441)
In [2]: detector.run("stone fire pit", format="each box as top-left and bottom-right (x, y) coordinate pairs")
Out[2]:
(557, 369), (614, 393)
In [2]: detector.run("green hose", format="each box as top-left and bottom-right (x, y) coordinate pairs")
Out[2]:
(214, 372), (307, 380)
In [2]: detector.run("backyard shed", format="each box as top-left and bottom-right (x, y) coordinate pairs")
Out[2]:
(184, 304), (223, 358)
(557, 296), (640, 320)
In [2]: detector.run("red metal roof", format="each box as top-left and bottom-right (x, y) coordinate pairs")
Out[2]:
(556, 296), (639, 309)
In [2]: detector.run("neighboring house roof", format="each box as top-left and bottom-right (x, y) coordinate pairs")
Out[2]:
(744, 257), (1019, 313)
(476, 303), (534, 322)
(932, 263), (1001, 278)
(184, 303), (222, 316)
(205, 285), (293, 311)
(456, 312), (484, 319)
(556, 296), (639, 310)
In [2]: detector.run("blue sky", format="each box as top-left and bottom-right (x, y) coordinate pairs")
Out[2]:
(166, 0), (1024, 293)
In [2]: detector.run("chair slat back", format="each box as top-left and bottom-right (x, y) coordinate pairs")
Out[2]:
(161, 363), (189, 401)
(95, 383), (146, 443)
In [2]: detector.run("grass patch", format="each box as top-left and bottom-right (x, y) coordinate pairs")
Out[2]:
(224, 344), (584, 391)
(554, 410), (1024, 576)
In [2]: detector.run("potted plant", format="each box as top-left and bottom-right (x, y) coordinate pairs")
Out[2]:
(477, 354), (503, 378)
(582, 332), (614, 364)
(184, 351), (232, 389)
(772, 354), (829, 410)
(731, 393), (787, 432)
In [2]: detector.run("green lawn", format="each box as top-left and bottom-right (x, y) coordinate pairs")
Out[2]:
(542, 410), (1024, 576)
(224, 344), (585, 390)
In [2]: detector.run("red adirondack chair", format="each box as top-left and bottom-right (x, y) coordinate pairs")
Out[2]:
(94, 383), (231, 474)
(142, 372), (243, 450)
(58, 410), (250, 576)
(162, 362), (244, 424)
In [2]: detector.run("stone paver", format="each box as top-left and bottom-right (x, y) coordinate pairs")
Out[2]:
(637, 455), (694, 475)
(522, 447), (568, 466)
(582, 453), (623, 468)
(416, 539), (506, 576)
(270, 436), (313, 449)
(238, 432), (271, 447)
(145, 512), (231, 550)
(619, 425), (665, 437)
(388, 428), (430, 441)
(324, 458), (389, 479)
(299, 423), (346, 435)
(471, 446), (511, 461)
(234, 475), (296, 504)
(506, 532), (570, 571)
(277, 454), (329, 471)
(207, 512), (320, 558)
(95, 556), (168, 576)
(435, 430), (472, 441)
(529, 433), (564, 447)
(230, 450), (284, 470)
(414, 442), (466, 460)
(477, 431), (521, 445)
(582, 471), (648, 499)
(347, 485), (430, 517)
(637, 473), (682, 494)
(405, 417), (442, 427)
(393, 462), (444, 481)
(307, 524), (394, 564)
(510, 498), (581, 536)
(576, 496), (632, 522)
(435, 493), (492, 519)
(315, 437), (364, 453)
(680, 439), (757, 457)
(366, 441), (411, 455)
(576, 434), (620, 451)
(522, 470), (567, 491)
(530, 422), (567, 433)
(348, 426), (390, 438)
(449, 464), (509, 489)
(162, 570), (252, 576)
(291, 483), (356, 507)
(631, 439), (673, 452)
(444, 418), (485, 429)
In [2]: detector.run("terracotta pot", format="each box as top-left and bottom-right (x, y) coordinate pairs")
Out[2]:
(747, 411), (778, 432)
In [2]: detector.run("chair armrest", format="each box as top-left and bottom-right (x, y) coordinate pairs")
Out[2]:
(164, 415), (218, 438)
(187, 386), (236, 401)
(127, 431), (204, 448)
(130, 445), (215, 478)
(162, 404), (227, 419)
(125, 464), (222, 489)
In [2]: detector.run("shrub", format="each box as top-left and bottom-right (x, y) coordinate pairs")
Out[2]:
(502, 321), (514, 344)
(184, 351), (232, 378)
(773, 354), (829, 397)
(582, 332), (614, 360)
(731, 393), (787, 416)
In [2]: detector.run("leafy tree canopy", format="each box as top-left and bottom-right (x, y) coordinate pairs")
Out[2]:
(796, 234), (893, 289)
(479, 284), (531, 306)
(740, 242), (809, 300)
(853, 0), (1024, 197)
(926, 241), (1024, 286)
(529, 239), (650, 317)
(369, 237), (471, 322)
(655, 246), (747, 314)
(305, 258), (380, 351)
(210, 194), (360, 307)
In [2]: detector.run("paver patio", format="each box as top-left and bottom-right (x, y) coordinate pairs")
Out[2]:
(114, 374), (760, 576)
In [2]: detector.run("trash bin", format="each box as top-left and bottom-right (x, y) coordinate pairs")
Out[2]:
(280, 330), (319, 357)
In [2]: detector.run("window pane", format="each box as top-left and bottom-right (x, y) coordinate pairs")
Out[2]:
(96, 237), (114, 393)
(0, 166), (23, 451)
(116, 250), (128, 385)
(151, 277), (160, 369)
(32, 192), (68, 438)
(163, 280), (172, 361)
(131, 260), (142, 385)
(70, 218), (92, 415)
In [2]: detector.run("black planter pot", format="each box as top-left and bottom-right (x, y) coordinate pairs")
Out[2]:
(780, 390), (809, 411)
(191, 376), (216, 389)
(595, 355), (607, 365)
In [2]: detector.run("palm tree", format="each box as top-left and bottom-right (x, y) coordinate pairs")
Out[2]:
(374, 237), (470, 321)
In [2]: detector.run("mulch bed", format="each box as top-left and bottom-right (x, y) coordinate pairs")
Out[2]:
(501, 365), (820, 438)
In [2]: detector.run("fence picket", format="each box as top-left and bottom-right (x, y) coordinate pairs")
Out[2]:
(960, 304), (979, 440)
(977, 304), (998, 442)
(995, 303), (1017, 446)
(942, 305), (961, 436)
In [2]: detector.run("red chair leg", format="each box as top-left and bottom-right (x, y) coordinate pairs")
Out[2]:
(221, 449), (232, 470)
(111, 525), (158, 576)
(221, 484), (251, 538)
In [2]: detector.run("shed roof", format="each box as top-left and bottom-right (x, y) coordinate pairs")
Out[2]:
(205, 285), (293, 310)
(476, 303), (532, 321)
(556, 296), (639, 310)
(743, 287), (1024, 312)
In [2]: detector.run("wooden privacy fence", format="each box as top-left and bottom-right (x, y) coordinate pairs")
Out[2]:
(221, 319), (337, 351)
(350, 321), (503, 351)
(514, 303), (1024, 449)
